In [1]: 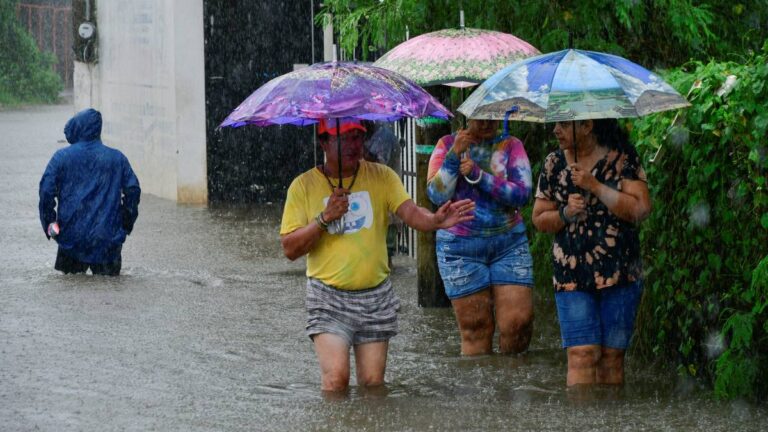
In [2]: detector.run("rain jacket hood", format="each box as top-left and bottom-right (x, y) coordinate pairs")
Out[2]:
(39, 109), (141, 264)
(65, 108), (102, 144)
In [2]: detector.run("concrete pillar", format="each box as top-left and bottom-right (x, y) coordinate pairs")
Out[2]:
(73, 0), (208, 204)
(323, 14), (334, 61)
(173, 0), (207, 204)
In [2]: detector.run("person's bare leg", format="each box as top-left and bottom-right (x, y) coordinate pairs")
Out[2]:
(353, 341), (389, 387)
(597, 347), (625, 384)
(492, 284), (534, 354)
(313, 333), (351, 392)
(566, 345), (601, 386)
(451, 289), (494, 355)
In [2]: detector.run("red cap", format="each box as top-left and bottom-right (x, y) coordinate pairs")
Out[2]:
(317, 119), (367, 136)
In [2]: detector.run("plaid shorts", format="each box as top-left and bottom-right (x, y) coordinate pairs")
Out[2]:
(306, 277), (400, 346)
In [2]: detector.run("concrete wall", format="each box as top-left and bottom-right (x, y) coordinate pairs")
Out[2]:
(74, 0), (207, 204)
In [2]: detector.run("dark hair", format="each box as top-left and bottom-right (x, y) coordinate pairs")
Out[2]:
(360, 120), (376, 141)
(590, 118), (631, 152)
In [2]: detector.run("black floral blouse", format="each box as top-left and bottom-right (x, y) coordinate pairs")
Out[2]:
(535, 146), (647, 292)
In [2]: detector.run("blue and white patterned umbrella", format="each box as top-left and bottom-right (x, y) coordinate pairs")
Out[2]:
(458, 49), (690, 123)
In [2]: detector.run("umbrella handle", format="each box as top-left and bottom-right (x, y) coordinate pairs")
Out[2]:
(572, 120), (578, 163)
(336, 118), (343, 189)
(502, 107), (519, 138)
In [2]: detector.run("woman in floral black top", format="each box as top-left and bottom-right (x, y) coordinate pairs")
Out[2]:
(532, 119), (651, 386)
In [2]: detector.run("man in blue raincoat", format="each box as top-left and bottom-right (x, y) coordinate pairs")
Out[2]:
(38, 108), (141, 276)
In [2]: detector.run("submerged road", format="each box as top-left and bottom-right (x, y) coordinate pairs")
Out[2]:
(1, 104), (766, 431)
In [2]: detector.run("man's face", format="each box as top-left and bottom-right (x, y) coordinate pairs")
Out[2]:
(322, 130), (365, 168)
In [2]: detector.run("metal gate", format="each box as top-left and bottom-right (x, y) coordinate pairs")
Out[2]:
(395, 119), (418, 258)
(16, 3), (73, 88)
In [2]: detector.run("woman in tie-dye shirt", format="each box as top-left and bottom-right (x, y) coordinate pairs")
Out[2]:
(427, 119), (534, 356)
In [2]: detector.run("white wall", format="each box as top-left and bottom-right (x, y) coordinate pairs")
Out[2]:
(74, 0), (207, 204)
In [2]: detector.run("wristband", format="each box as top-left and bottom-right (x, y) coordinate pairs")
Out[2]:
(558, 205), (573, 224)
(315, 212), (329, 231)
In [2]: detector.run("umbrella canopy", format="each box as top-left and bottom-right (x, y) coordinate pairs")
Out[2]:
(458, 49), (691, 123)
(219, 61), (451, 192)
(373, 27), (540, 88)
(219, 61), (451, 128)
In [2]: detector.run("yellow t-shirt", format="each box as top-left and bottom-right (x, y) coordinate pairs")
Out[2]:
(280, 161), (411, 290)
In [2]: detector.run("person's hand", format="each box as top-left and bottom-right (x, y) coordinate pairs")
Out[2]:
(570, 163), (599, 192)
(452, 129), (476, 155)
(434, 198), (475, 229)
(565, 193), (587, 222)
(47, 222), (60, 240)
(459, 154), (475, 177)
(323, 188), (350, 222)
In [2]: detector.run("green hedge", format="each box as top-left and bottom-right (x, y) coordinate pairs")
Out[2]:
(630, 41), (768, 400)
(0, 1), (62, 105)
(320, 0), (767, 69)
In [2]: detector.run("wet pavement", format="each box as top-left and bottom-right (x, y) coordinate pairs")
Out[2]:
(1, 104), (766, 431)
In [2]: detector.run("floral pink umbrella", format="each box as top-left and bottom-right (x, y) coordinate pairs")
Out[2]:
(373, 27), (540, 88)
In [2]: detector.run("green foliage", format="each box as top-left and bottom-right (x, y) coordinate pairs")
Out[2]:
(320, 0), (768, 400)
(631, 44), (768, 400)
(318, 0), (767, 68)
(0, 0), (63, 105)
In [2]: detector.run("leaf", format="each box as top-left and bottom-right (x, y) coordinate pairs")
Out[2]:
(722, 312), (754, 350)
(707, 253), (722, 274)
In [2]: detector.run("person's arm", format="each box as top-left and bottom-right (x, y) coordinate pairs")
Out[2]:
(38, 154), (59, 239)
(280, 220), (326, 261)
(426, 136), (461, 205)
(571, 165), (652, 224)
(532, 151), (586, 233)
(395, 198), (475, 232)
(532, 197), (563, 233)
(532, 194), (586, 232)
(591, 178), (651, 223)
(280, 187), (350, 261)
(120, 156), (141, 235)
(464, 137), (532, 207)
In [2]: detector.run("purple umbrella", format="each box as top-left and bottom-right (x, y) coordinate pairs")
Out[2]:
(220, 62), (451, 187)
(220, 62), (451, 127)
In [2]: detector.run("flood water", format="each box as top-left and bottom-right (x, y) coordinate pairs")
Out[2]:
(1, 105), (765, 431)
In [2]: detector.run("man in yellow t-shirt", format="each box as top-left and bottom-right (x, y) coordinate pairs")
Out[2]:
(280, 119), (475, 393)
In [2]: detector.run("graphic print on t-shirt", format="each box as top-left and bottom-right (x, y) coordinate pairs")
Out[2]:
(323, 191), (373, 234)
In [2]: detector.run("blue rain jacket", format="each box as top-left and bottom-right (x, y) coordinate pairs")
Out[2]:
(39, 109), (141, 264)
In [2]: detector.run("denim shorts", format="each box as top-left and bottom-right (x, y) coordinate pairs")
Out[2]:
(435, 227), (534, 300)
(554, 281), (643, 350)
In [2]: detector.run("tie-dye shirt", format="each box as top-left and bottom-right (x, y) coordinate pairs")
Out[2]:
(426, 134), (532, 237)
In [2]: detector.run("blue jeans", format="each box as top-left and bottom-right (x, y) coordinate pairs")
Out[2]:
(555, 281), (643, 349)
(436, 227), (534, 300)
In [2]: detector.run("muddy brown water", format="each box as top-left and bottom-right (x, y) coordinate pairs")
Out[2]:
(1, 105), (765, 431)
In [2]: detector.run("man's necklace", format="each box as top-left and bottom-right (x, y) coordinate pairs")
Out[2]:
(320, 162), (360, 192)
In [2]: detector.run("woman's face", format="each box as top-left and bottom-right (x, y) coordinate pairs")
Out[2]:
(553, 121), (575, 150)
(468, 119), (500, 140)
(553, 121), (593, 151)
